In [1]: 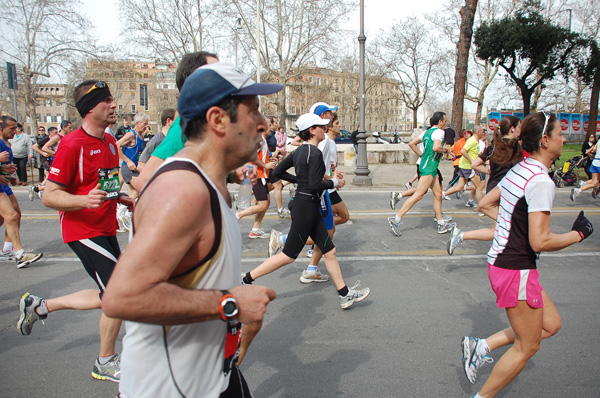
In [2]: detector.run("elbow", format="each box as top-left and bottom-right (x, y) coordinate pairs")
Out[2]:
(529, 240), (544, 253)
(101, 292), (120, 318)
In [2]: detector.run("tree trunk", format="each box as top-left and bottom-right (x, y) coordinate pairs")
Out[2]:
(588, 73), (600, 140)
(412, 108), (418, 129)
(451, 0), (478, 130)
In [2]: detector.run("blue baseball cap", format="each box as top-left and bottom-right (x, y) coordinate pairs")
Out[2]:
(178, 62), (283, 128)
(309, 102), (338, 116)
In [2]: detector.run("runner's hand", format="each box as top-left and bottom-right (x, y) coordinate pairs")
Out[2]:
(126, 159), (137, 171)
(571, 210), (593, 241)
(0, 176), (9, 186)
(0, 151), (9, 162)
(230, 285), (276, 324)
(1, 164), (16, 174)
(87, 183), (107, 209)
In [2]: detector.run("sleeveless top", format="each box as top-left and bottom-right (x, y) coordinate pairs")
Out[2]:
(121, 131), (145, 167)
(119, 157), (242, 398)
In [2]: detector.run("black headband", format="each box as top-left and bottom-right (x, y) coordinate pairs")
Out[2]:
(75, 86), (112, 118)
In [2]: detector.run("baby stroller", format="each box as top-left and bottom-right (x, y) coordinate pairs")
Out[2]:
(552, 155), (585, 188)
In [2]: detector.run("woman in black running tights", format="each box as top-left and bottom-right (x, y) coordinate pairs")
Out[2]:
(242, 113), (370, 310)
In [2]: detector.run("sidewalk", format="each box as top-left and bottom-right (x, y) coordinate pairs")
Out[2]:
(338, 160), (456, 189)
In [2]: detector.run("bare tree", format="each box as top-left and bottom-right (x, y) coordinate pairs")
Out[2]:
(376, 17), (443, 128)
(0, 0), (96, 128)
(227, 0), (354, 126)
(117, 0), (219, 63)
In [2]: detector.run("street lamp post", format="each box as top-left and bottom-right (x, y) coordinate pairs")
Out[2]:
(234, 18), (242, 66)
(353, 0), (372, 186)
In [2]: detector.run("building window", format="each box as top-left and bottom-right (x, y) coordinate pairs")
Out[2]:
(129, 83), (136, 90)
(131, 104), (136, 112)
(308, 76), (313, 83)
(316, 77), (321, 85)
(291, 106), (297, 115)
(163, 84), (169, 89)
(119, 105), (123, 111)
(36, 114), (41, 122)
(143, 73), (149, 78)
(45, 113), (52, 122)
(57, 114), (62, 122)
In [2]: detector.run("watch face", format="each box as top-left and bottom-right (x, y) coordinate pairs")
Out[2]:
(223, 300), (238, 317)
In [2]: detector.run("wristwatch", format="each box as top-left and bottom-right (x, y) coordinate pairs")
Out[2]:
(219, 290), (238, 322)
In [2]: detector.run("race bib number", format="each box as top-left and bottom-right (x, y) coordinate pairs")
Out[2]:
(98, 167), (120, 199)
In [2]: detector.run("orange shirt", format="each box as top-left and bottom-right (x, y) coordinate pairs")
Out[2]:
(451, 137), (467, 166)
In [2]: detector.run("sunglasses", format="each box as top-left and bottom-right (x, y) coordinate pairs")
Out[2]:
(541, 111), (551, 136)
(86, 81), (109, 95)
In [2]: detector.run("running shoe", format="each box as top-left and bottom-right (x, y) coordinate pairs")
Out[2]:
(249, 229), (269, 239)
(17, 292), (47, 336)
(278, 208), (291, 219)
(306, 245), (314, 258)
(456, 186), (465, 199)
(28, 185), (36, 201)
(477, 212), (485, 216)
(404, 182), (412, 190)
(300, 269), (330, 284)
(442, 193), (452, 200)
(0, 248), (17, 260)
(437, 221), (456, 234)
(579, 180), (586, 188)
(465, 200), (475, 208)
(91, 354), (121, 383)
(447, 227), (463, 255)
(232, 193), (239, 210)
(570, 188), (580, 201)
(16, 252), (43, 269)
(390, 191), (400, 210)
(268, 229), (283, 257)
(592, 186), (600, 199)
(340, 281), (370, 309)
(387, 216), (402, 236)
(433, 214), (452, 223)
(462, 336), (493, 384)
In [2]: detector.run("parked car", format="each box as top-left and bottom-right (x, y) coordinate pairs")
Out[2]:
(335, 129), (353, 144)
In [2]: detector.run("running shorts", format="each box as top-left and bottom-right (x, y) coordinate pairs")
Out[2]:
(487, 263), (543, 309)
(68, 235), (121, 298)
(590, 163), (600, 174)
(252, 178), (269, 201)
(319, 191), (334, 230)
(283, 196), (335, 259)
(219, 365), (252, 398)
(416, 167), (443, 185)
(121, 163), (140, 184)
(0, 183), (13, 196)
(329, 190), (342, 205)
(458, 168), (475, 180)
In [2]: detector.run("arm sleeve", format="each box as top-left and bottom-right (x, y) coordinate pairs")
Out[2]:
(272, 152), (297, 183)
(307, 151), (334, 192)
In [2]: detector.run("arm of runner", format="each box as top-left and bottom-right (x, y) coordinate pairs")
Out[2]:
(477, 185), (500, 220)
(471, 156), (489, 174)
(42, 181), (107, 211)
(433, 138), (447, 154)
(290, 135), (303, 146)
(116, 131), (137, 171)
(41, 135), (60, 156)
(102, 175), (276, 325)
(31, 143), (49, 157)
(272, 153), (296, 183)
(528, 211), (583, 252)
(408, 136), (423, 157)
(460, 146), (475, 164)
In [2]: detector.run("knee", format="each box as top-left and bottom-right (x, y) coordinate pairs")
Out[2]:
(338, 211), (349, 224)
(256, 201), (269, 212)
(323, 247), (337, 259)
(3, 210), (19, 224)
(517, 338), (541, 360)
(544, 317), (562, 338)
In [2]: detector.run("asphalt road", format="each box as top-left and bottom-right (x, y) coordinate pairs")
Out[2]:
(1, 186), (599, 397)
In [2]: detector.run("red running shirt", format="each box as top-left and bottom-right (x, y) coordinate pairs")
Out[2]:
(48, 128), (119, 243)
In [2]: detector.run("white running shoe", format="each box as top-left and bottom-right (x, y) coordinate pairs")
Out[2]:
(434, 214), (452, 223)
(249, 229), (269, 239)
(447, 227), (463, 255)
(387, 216), (402, 236)
(268, 230), (283, 257)
(340, 281), (370, 309)
(300, 269), (330, 284)
(462, 336), (493, 384)
(465, 200), (475, 208)
(570, 188), (580, 201)
(390, 191), (400, 210)
(437, 221), (456, 234)
(404, 182), (412, 190)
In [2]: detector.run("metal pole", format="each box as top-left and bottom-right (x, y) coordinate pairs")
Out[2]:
(353, 0), (372, 186)
(12, 88), (18, 120)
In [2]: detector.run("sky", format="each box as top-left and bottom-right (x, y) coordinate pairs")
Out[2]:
(81, 0), (444, 46)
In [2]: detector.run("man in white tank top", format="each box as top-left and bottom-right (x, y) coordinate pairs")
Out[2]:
(102, 62), (280, 398)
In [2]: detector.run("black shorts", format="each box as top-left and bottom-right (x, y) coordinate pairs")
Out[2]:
(329, 190), (343, 205)
(68, 235), (121, 298)
(252, 179), (269, 201)
(283, 197), (335, 259)
(121, 163), (140, 184)
(219, 366), (252, 398)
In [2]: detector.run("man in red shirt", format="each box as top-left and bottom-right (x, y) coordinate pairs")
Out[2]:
(17, 80), (123, 383)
